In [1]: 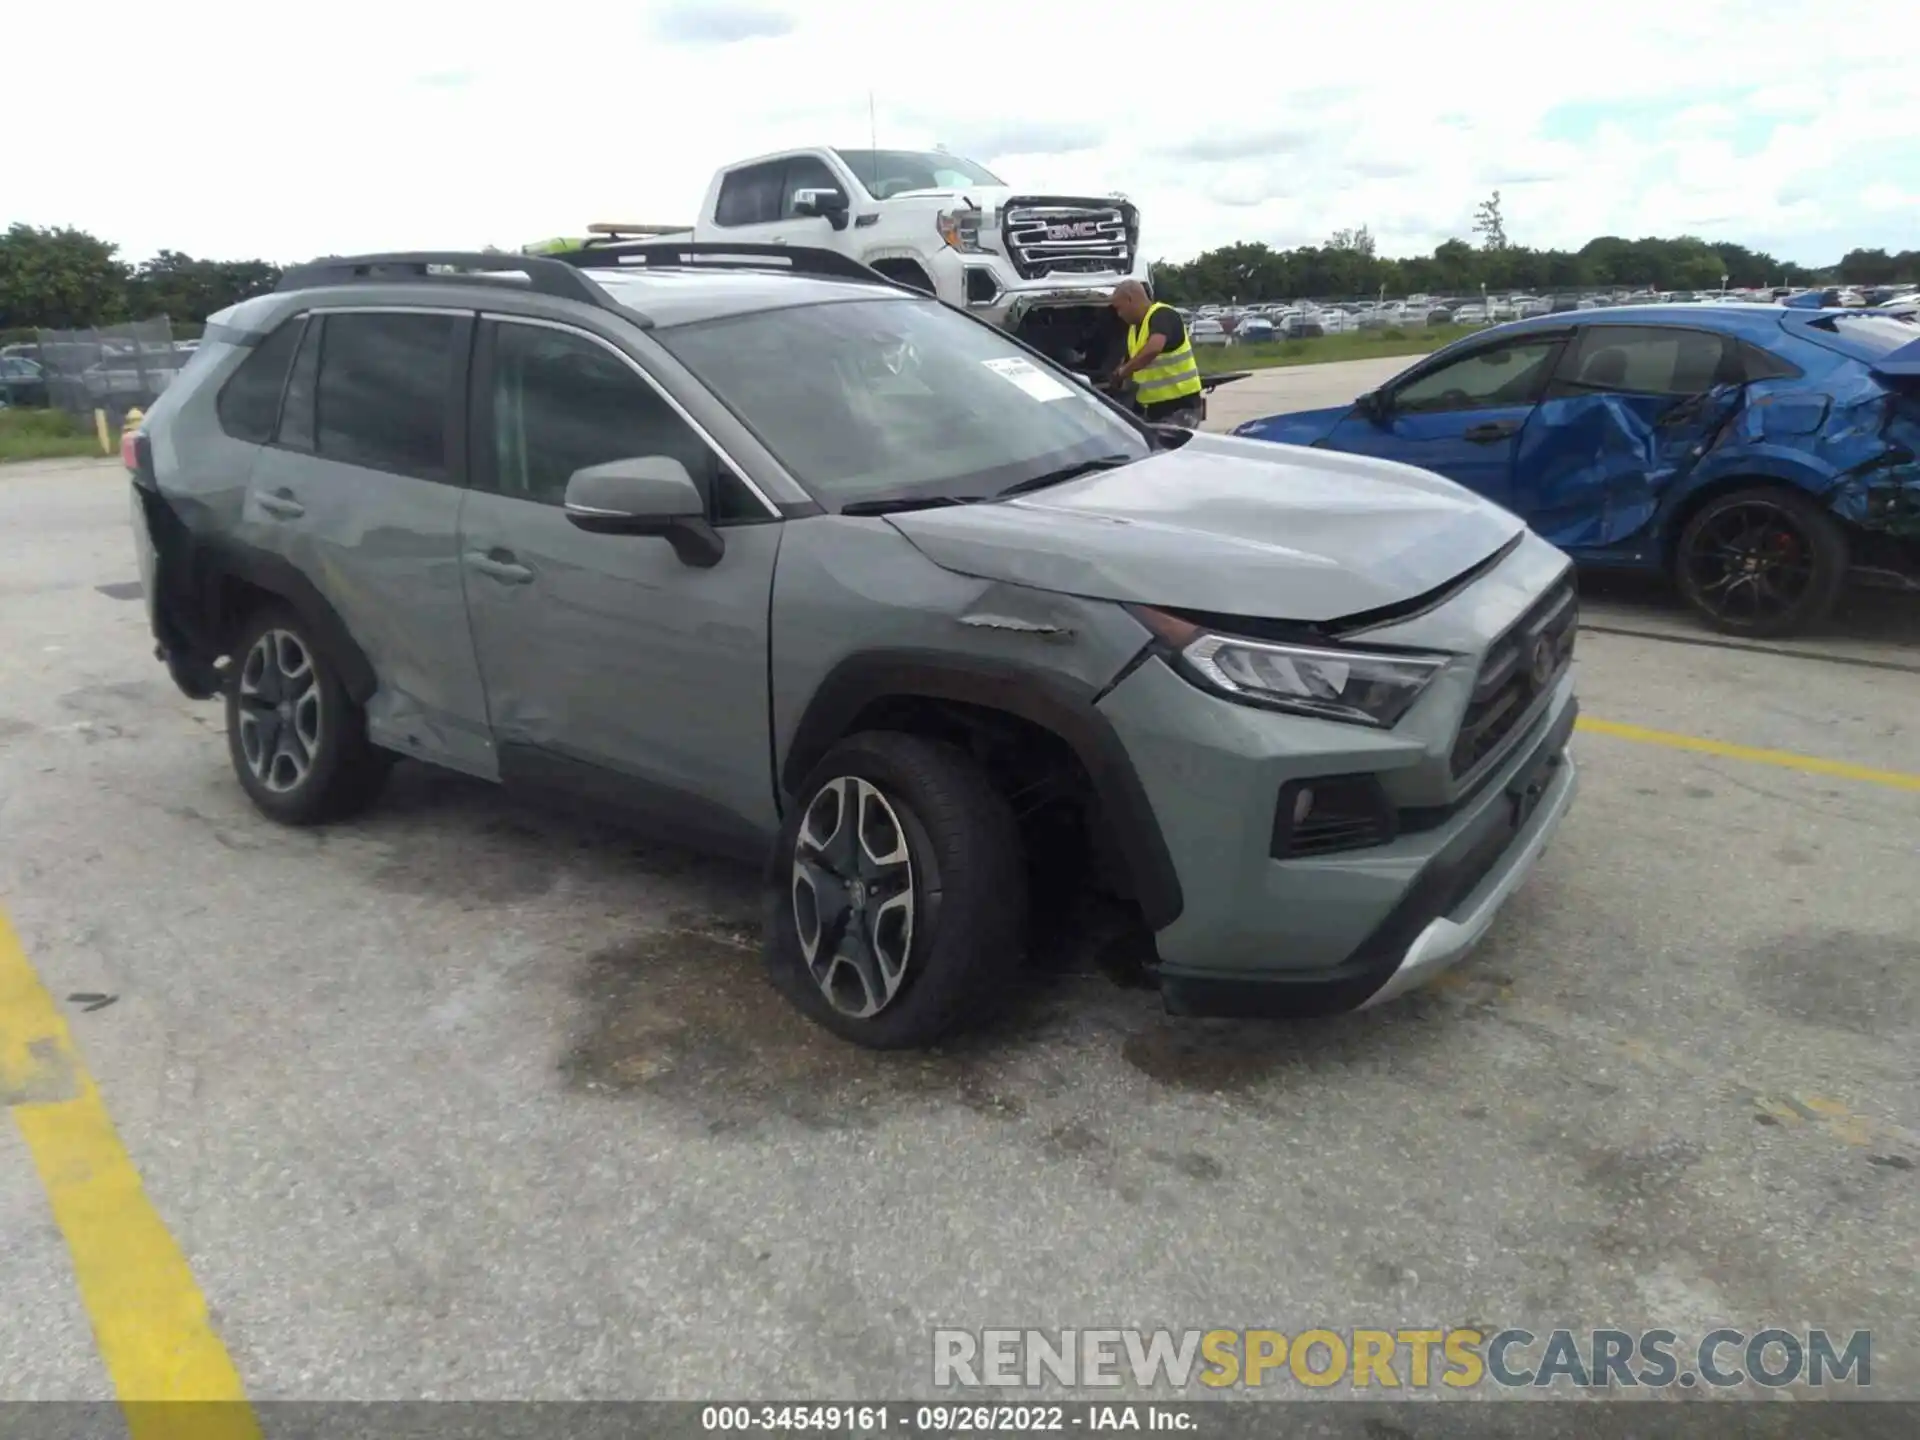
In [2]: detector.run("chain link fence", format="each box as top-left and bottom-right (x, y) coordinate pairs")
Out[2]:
(5, 318), (184, 422)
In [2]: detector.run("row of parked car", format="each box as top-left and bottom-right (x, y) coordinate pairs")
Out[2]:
(1179, 283), (1920, 344)
(0, 340), (199, 409)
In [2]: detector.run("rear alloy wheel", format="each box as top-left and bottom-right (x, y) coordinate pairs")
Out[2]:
(235, 628), (323, 796)
(225, 606), (390, 824)
(765, 733), (1026, 1049)
(1674, 487), (1847, 638)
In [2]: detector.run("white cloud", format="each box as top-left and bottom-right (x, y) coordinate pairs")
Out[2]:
(4, 0), (1914, 266)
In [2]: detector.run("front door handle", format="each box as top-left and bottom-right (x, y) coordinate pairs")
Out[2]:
(1463, 420), (1520, 443)
(257, 489), (304, 519)
(465, 550), (534, 585)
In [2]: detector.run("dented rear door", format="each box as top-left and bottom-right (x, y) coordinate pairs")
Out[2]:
(1514, 323), (1745, 551)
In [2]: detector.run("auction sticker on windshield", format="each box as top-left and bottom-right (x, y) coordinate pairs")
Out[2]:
(982, 357), (1075, 402)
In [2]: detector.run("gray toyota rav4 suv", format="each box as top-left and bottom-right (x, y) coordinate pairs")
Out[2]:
(128, 244), (1579, 1048)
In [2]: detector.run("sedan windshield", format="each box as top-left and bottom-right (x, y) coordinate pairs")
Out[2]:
(656, 299), (1150, 506)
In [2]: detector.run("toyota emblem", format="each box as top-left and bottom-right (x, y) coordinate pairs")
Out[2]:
(1529, 637), (1555, 688)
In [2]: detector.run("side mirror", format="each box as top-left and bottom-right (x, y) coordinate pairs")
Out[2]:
(792, 188), (851, 231)
(1356, 390), (1390, 423)
(564, 456), (724, 568)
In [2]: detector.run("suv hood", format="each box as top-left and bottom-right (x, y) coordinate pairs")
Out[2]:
(885, 433), (1527, 621)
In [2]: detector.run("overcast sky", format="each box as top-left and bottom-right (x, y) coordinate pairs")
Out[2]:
(9, 0), (1913, 268)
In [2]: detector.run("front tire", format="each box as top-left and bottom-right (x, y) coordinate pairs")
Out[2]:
(765, 732), (1027, 1049)
(1673, 486), (1848, 638)
(224, 606), (390, 825)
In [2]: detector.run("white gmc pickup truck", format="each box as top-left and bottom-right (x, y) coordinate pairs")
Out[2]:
(544, 146), (1158, 380)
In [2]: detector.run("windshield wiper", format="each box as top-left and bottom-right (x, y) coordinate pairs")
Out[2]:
(995, 454), (1136, 499)
(839, 495), (980, 517)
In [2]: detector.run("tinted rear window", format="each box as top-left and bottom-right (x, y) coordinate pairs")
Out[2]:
(215, 317), (304, 443)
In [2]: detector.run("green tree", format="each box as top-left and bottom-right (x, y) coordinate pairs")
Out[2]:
(1835, 248), (1909, 285)
(1328, 226), (1376, 258)
(127, 251), (281, 324)
(0, 224), (131, 329)
(1472, 192), (1508, 250)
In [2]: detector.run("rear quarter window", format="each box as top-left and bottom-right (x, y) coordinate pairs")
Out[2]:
(215, 317), (305, 443)
(1734, 341), (1801, 383)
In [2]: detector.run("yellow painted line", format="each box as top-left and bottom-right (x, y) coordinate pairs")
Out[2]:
(0, 909), (261, 1440)
(1427, 973), (1920, 1154)
(1576, 717), (1920, 794)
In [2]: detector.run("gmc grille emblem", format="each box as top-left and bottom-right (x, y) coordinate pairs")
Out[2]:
(1045, 222), (1100, 240)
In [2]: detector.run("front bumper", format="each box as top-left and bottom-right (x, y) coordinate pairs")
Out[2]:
(937, 246), (1149, 327)
(1098, 654), (1579, 1018)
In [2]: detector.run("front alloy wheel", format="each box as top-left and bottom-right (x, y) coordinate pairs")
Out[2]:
(792, 777), (916, 1018)
(764, 732), (1027, 1049)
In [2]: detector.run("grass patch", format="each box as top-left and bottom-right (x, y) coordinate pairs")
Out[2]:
(1197, 324), (1478, 373)
(0, 407), (107, 463)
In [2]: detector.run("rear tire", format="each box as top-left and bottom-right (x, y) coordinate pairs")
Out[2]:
(765, 732), (1027, 1049)
(1673, 486), (1848, 638)
(224, 605), (391, 825)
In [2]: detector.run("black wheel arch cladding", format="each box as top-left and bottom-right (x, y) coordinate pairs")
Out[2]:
(781, 650), (1185, 931)
(148, 492), (379, 705)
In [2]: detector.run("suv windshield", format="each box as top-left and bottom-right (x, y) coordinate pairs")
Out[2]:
(656, 298), (1150, 506)
(833, 149), (1004, 198)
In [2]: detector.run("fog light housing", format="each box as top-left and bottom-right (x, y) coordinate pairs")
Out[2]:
(1271, 775), (1397, 858)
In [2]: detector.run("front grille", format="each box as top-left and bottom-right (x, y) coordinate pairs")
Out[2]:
(1450, 574), (1578, 778)
(1002, 200), (1135, 280)
(1272, 775), (1397, 858)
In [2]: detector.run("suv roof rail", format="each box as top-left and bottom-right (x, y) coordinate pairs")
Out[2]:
(557, 240), (898, 289)
(275, 251), (611, 308)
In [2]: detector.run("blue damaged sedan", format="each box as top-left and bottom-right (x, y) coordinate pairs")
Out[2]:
(1233, 305), (1920, 636)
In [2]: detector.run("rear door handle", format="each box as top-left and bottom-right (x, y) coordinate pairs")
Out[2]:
(465, 550), (534, 585)
(257, 489), (304, 519)
(1463, 420), (1519, 443)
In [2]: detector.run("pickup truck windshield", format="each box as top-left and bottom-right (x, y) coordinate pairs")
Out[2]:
(656, 298), (1149, 506)
(833, 149), (1004, 198)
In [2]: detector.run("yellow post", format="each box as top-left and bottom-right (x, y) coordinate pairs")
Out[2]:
(94, 408), (112, 454)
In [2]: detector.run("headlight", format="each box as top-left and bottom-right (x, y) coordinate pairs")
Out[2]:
(937, 207), (986, 252)
(1132, 606), (1450, 728)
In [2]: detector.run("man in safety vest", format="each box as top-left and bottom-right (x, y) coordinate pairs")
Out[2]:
(1106, 280), (1205, 427)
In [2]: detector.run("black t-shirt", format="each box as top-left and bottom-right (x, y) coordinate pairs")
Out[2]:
(1145, 306), (1187, 352)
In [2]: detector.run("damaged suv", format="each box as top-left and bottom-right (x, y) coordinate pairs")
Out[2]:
(127, 243), (1579, 1049)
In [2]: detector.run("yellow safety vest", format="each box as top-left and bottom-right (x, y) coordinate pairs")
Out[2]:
(1127, 302), (1203, 407)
